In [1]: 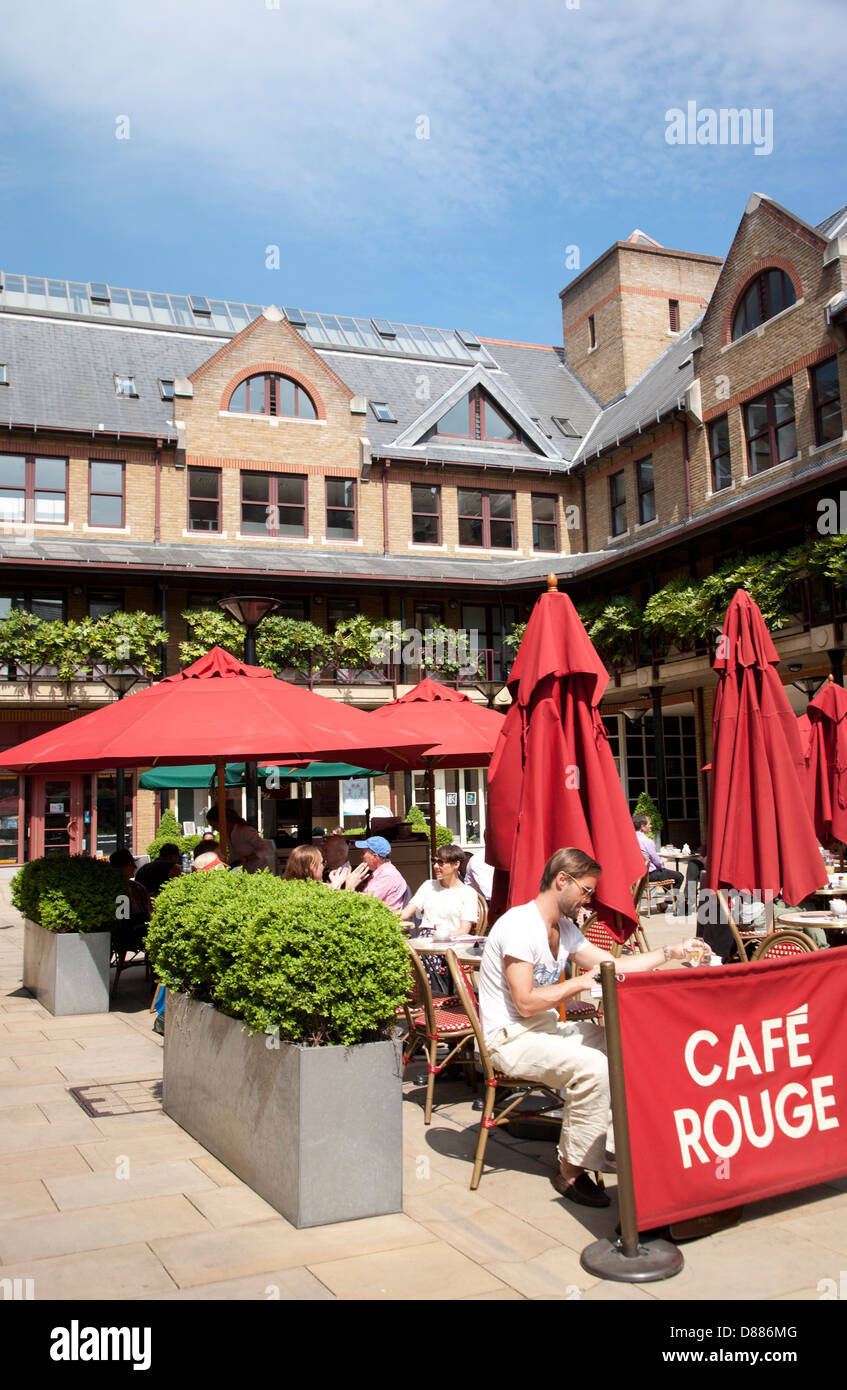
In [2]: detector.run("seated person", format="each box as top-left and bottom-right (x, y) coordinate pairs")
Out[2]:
(334, 836), (408, 909)
(399, 843), (479, 995)
(193, 834), (220, 859)
(109, 848), (152, 952)
(283, 845), (324, 882)
(464, 849), (495, 901)
(633, 813), (684, 914)
(136, 843), (182, 897)
(193, 849), (227, 872)
(323, 830), (351, 884)
(206, 806), (274, 873)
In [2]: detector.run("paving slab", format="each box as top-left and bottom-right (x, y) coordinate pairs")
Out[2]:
(184, 1186), (282, 1228)
(0, 1082), (73, 1109)
(0, 1117), (101, 1154)
(307, 1241), (511, 1300)
(772, 1204), (847, 1258)
(150, 1213), (437, 1288)
(189, 1152), (243, 1187)
(0, 1241), (176, 1300)
(0, 1181), (58, 1222)
(486, 1243), (595, 1299)
(75, 1133), (204, 1172)
(0, 1145), (92, 1184)
(137, 1266), (336, 1300)
(644, 1225), (846, 1302)
(0, 1193), (210, 1263)
(424, 1205), (561, 1266)
(44, 1161), (218, 1211)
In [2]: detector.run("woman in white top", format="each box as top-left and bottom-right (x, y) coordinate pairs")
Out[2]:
(400, 843), (479, 994)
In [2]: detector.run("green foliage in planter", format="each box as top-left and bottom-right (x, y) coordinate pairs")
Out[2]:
(145, 873), (410, 1047)
(502, 621), (527, 654)
(634, 791), (663, 841)
(585, 596), (642, 666)
(405, 802), (453, 849)
(804, 534), (847, 587)
(258, 617), (329, 674)
(643, 577), (709, 647)
(0, 610), (166, 679)
(11, 855), (127, 933)
(329, 615), (378, 670)
(700, 552), (794, 633)
(147, 808), (205, 859)
(178, 609), (245, 665)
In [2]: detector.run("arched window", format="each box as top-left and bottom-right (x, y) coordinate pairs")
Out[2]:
(228, 373), (317, 419)
(731, 270), (796, 341)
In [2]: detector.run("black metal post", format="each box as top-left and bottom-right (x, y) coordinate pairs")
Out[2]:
(115, 767), (126, 853)
(650, 684), (670, 836)
(244, 626), (259, 829)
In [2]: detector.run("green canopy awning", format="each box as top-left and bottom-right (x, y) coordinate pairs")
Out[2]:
(139, 762), (378, 790)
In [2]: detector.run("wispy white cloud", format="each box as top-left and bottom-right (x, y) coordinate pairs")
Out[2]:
(2, 0), (844, 236)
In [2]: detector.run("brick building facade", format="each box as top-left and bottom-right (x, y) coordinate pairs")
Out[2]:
(0, 188), (845, 863)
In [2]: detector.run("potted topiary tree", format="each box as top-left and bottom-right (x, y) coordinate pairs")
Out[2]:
(145, 871), (411, 1228)
(14, 856), (127, 1014)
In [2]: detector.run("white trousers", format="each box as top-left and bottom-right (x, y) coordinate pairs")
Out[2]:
(486, 1012), (613, 1171)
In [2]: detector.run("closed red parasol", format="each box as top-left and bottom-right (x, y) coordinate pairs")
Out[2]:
(705, 591), (826, 904)
(805, 677), (847, 847)
(486, 581), (645, 938)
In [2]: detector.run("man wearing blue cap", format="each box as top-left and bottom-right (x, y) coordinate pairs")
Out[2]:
(342, 835), (409, 911)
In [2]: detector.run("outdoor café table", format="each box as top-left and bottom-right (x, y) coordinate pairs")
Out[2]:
(409, 937), (487, 968)
(777, 910), (847, 944)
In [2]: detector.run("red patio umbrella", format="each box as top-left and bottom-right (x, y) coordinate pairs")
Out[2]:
(705, 591), (826, 905)
(805, 677), (847, 849)
(0, 648), (428, 858)
(369, 677), (505, 856)
(486, 582), (645, 939)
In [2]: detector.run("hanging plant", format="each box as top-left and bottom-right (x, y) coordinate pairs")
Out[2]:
(700, 552), (795, 632)
(643, 577), (710, 648)
(502, 621), (527, 654)
(586, 596), (642, 666)
(804, 534), (847, 588)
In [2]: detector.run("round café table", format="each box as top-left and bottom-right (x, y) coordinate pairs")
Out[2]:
(776, 911), (847, 945)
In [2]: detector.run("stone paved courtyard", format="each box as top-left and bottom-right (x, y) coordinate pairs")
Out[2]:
(2, 895), (846, 1302)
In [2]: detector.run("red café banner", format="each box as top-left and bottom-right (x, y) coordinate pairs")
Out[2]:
(616, 947), (847, 1229)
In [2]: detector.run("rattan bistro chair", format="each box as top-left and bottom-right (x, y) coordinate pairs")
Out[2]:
(751, 930), (817, 960)
(444, 948), (571, 1190)
(402, 944), (476, 1124)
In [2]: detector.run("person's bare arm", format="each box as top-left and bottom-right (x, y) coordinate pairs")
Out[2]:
(503, 956), (599, 1018)
(572, 940), (690, 978)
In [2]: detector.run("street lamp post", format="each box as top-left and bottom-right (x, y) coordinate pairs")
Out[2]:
(218, 596), (283, 829)
(101, 671), (140, 853)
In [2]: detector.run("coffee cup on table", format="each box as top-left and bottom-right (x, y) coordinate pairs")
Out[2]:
(831, 899), (847, 917)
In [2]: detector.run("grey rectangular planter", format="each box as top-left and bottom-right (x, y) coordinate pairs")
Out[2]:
(22, 918), (111, 1015)
(162, 993), (403, 1228)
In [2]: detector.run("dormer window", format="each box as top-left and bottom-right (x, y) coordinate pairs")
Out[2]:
(434, 388), (517, 441)
(158, 379), (175, 401)
(370, 401), (396, 422)
(227, 373), (317, 419)
(731, 269), (796, 341)
(114, 375), (137, 397)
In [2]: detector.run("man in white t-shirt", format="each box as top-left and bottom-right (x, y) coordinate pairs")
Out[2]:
(479, 846), (692, 1208)
(464, 850), (494, 902)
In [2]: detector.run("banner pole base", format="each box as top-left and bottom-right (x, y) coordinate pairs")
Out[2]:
(580, 1236), (684, 1284)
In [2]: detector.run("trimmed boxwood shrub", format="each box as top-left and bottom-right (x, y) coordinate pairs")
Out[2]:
(145, 872), (410, 1048)
(11, 855), (128, 934)
(147, 808), (205, 860)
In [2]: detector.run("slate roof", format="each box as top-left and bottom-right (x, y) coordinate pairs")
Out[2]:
(572, 317), (701, 464)
(817, 203), (847, 239)
(0, 316), (217, 439)
(0, 534), (599, 587)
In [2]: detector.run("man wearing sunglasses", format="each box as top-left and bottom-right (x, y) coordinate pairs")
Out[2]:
(477, 846), (693, 1208)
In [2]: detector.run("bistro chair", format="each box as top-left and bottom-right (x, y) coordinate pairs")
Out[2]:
(474, 891), (490, 936)
(401, 943), (476, 1124)
(751, 930), (817, 960)
(715, 890), (775, 962)
(110, 940), (154, 999)
(444, 949), (572, 1191)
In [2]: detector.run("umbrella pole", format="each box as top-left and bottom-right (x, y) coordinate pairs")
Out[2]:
(216, 760), (228, 861)
(427, 760), (437, 861)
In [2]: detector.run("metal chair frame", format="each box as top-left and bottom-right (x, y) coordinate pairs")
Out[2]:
(402, 944), (476, 1124)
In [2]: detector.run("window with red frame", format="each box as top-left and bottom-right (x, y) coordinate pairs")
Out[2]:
(609, 470), (626, 536)
(531, 494), (559, 551)
(411, 484), (441, 544)
(811, 358), (843, 446)
(241, 473), (306, 536)
(88, 461), (125, 527)
(636, 456), (656, 524)
(433, 388), (517, 441)
(731, 270), (796, 341)
(228, 373), (317, 419)
(708, 416), (732, 491)
(744, 382), (797, 475)
(458, 489), (515, 549)
(187, 468), (221, 532)
(325, 478), (356, 539)
(0, 454), (67, 527)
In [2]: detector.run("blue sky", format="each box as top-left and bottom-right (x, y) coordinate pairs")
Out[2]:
(2, 0), (845, 346)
